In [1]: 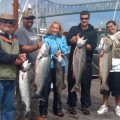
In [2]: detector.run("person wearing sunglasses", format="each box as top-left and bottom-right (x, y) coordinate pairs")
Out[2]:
(67, 10), (97, 115)
(14, 8), (43, 120)
(0, 14), (26, 120)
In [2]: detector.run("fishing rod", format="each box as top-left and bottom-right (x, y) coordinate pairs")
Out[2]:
(113, 0), (119, 21)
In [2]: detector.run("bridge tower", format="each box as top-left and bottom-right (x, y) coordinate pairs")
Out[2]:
(39, 17), (47, 28)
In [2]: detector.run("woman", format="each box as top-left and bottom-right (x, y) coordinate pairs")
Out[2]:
(39, 21), (69, 118)
(97, 20), (120, 117)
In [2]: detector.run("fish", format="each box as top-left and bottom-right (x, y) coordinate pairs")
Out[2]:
(99, 36), (113, 92)
(53, 54), (64, 103)
(71, 36), (87, 92)
(33, 43), (51, 99)
(19, 60), (31, 117)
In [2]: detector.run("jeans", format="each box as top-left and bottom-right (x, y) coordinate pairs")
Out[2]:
(0, 80), (16, 120)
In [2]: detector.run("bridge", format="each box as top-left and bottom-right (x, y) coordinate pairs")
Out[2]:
(32, 0), (120, 28)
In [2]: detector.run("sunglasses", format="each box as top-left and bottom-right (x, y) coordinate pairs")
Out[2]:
(81, 17), (89, 20)
(1, 20), (14, 24)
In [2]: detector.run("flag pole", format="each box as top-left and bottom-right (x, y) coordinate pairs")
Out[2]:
(13, 0), (18, 31)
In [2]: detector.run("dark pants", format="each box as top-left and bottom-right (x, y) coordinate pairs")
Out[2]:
(39, 67), (64, 115)
(100, 72), (120, 97)
(67, 62), (92, 108)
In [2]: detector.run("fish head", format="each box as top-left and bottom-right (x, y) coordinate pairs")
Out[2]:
(103, 37), (113, 52)
(22, 60), (28, 68)
(41, 43), (50, 57)
(57, 55), (63, 63)
(22, 60), (31, 72)
(97, 33), (108, 45)
(53, 54), (63, 64)
(77, 37), (87, 48)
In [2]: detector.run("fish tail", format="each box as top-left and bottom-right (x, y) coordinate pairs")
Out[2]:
(32, 93), (45, 102)
(71, 85), (79, 92)
(24, 110), (34, 119)
(100, 84), (109, 92)
(32, 94), (40, 99)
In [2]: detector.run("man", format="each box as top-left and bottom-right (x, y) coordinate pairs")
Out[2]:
(14, 8), (43, 120)
(67, 10), (97, 115)
(0, 14), (26, 120)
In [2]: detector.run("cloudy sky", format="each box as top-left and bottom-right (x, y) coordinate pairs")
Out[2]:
(0, 0), (120, 31)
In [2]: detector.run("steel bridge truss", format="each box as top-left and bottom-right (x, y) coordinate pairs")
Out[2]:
(33, 0), (120, 18)
(33, 0), (120, 28)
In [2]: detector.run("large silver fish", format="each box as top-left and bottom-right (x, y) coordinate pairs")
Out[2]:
(99, 37), (113, 92)
(19, 60), (31, 117)
(33, 43), (50, 99)
(71, 37), (87, 92)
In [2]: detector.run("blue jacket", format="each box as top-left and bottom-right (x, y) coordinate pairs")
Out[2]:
(43, 34), (69, 68)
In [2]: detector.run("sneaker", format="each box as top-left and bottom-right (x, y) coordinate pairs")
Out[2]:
(115, 106), (120, 117)
(97, 105), (108, 114)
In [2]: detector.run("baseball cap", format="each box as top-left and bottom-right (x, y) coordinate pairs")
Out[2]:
(22, 8), (36, 19)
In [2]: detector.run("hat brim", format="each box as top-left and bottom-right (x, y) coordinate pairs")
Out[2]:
(0, 18), (16, 21)
(0, 14), (15, 21)
(23, 16), (36, 19)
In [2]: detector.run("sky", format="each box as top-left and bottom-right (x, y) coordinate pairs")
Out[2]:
(0, 0), (120, 31)
(46, 0), (120, 31)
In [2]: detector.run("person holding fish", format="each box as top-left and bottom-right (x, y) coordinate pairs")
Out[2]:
(0, 13), (26, 120)
(39, 21), (69, 118)
(14, 8), (43, 120)
(97, 20), (120, 117)
(67, 10), (97, 115)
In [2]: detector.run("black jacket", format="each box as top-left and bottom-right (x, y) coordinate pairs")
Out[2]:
(67, 23), (97, 64)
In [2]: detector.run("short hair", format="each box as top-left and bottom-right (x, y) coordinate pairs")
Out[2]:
(80, 10), (90, 18)
(106, 20), (117, 27)
(46, 21), (63, 37)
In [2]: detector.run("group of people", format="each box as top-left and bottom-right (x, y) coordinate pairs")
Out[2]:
(0, 8), (120, 120)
